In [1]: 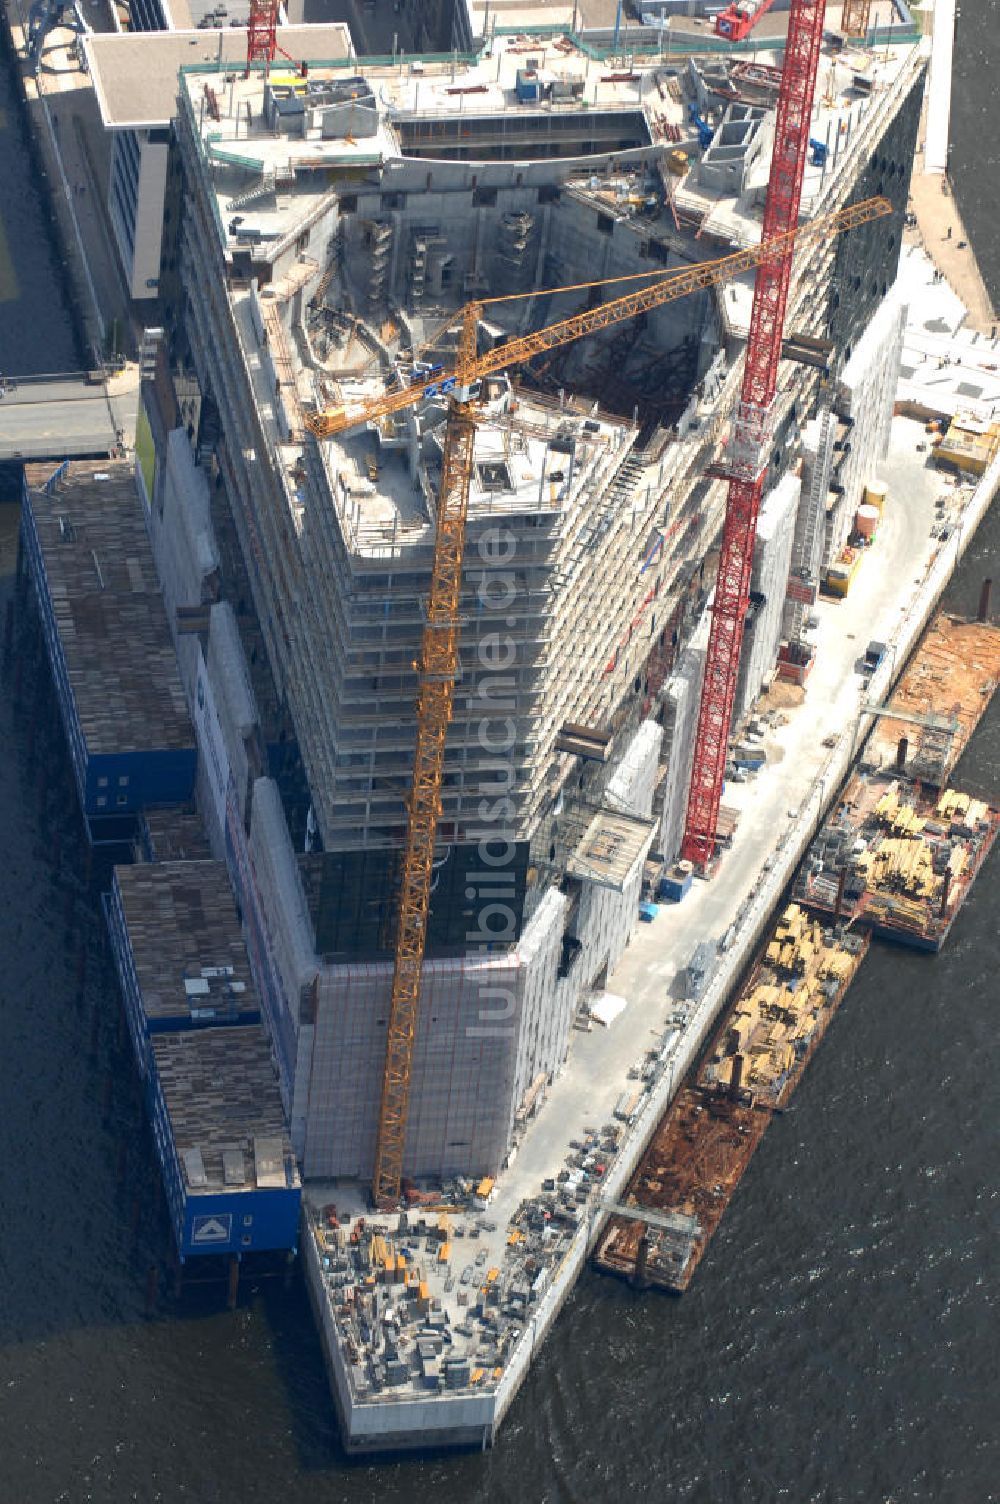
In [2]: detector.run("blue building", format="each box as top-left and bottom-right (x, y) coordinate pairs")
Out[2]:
(105, 859), (262, 1076)
(149, 1028), (301, 1261)
(105, 856), (300, 1260)
(20, 461), (197, 842)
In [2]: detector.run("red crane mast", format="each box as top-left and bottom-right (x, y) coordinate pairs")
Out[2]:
(246, 0), (278, 74)
(681, 0), (829, 869)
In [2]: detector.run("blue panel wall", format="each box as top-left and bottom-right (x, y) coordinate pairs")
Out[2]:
(147, 1064), (300, 1260)
(147, 1068), (187, 1250)
(20, 499), (88, 803)
(84, 747), (197, 819)
(103, 882), (152, 1078)
(180, 1186), (301, 1260)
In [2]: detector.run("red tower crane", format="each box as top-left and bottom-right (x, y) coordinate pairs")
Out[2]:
(246, 0), (278, 74)
(715, 0), (780, 44)
(681, 0), (829, 870)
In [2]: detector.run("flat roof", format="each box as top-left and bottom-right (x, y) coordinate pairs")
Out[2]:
(142, 805), (214, 861)
(114, 860), (260, 1027)
(152, 1027), (299, 1195)
(23, 461), (195, 757)
(167, 0), (252, 28)
(171, 21), (922, 268)
(566, 809), (656, 889)
(466, 0), (623, 27)
(317, 387), (630, 557)
(85, 23), (353, 129)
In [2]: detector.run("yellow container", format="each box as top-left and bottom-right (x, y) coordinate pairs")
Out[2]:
(825, 548), (862, 597)
(863, 480), (887, 513)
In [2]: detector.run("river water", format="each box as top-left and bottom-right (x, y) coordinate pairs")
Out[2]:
(0, 27), (81, 379)
(0, 10), (997, 1504)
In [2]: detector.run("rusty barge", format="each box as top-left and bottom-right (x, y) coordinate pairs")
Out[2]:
(595, 907), (870, 1293)
(796, 612), (1000, 951)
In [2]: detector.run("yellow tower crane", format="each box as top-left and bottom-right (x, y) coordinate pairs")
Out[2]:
(304, 195), (891, 1207)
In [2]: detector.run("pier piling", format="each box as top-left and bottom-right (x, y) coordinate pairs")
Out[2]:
(227, 1255), (240, 1310)
(977, 577), (992, 622)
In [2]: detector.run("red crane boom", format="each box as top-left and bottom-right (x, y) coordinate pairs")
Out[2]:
(681, 0), (829, 869)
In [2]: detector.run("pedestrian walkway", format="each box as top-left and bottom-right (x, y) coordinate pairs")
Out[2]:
(906, 2), (996, 337)
(895, 244), (1000, 418)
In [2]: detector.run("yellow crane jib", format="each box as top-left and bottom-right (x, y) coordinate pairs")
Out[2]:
(370, 307), (479, 1209)
(304, 197), (891, 443)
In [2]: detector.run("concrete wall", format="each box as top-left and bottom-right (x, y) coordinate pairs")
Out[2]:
(132, 133), (170, 299)
(657, 605), (710, 864)
(247, 777), (319, 1154)
(335, 166), (711, 377)
(735, 472), (799, 718)
(606, 719), (662, 817)
(304, 951), (521, 1181)
(509, 887), (570, 1125)
(697, 105), (767, 197)
(109, 129), (170, 301)
(145, 426), (219, 697)
(206, 604), (258, 825)
(826, 296), (908, 567)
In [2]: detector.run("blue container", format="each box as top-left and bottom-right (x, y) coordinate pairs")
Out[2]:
(516, 68), (539, 102)
(659, 869), (693, 903)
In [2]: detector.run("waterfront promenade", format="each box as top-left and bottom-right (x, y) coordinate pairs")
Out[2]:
(908, 0), (996, 332)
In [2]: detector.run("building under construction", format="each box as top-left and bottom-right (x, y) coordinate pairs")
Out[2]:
(89, 0), (933, 1448)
